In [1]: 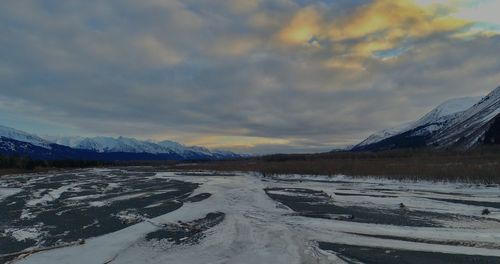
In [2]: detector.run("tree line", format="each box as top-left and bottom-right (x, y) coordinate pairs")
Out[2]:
(0, 154), (113, 170)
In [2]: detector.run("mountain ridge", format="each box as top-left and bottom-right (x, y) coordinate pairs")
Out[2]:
(1, 126), (242, 160)
(430, 86), (500, 149)
(355, 96), (481, 149)
(352, 86), (500, 151)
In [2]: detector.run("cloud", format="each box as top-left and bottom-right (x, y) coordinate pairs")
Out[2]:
(226, 0), (262, 13)
(137, 36), (184, 65)
(276, 0), (475, 69)
(452, 0), (500, 23)
(278, 7), (323, 45)
(0, 0), (499, 154)
(188, 135), (290, 150)
(209, 36), (262, 57)
(327, 0), (468, 40)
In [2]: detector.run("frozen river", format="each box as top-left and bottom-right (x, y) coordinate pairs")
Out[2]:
(1, 168), (500, 263)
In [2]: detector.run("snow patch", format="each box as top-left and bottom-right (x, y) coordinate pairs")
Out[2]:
(0, 187), (22, 200)
(26, 184), (76, 206)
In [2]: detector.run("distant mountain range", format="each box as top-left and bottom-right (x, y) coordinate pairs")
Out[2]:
(352, 86), (500, 151)
(3, 86), (499, 160)
(0, 126), (242, 161)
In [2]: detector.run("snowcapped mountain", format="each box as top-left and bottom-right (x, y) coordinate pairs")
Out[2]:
(48, 136), (173, 154)
(42, 135), (242, 160)
(430, 86), (500, 149)
(353, 96), (481, 151)
(0, 126), (242, 160)
(352, 86), (500, 151)
(0, 125), (53, 149)
(412, 97), (483, 128)
(156, 141), (241, 159)
(354, 122), (414, 148)
(43, 136), (86, 148)
(0, 128), (98, 160)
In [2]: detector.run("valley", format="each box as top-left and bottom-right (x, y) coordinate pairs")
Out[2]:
(1, 169), (500, 263)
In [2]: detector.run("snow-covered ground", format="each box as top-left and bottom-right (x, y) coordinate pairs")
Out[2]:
(2, 169), (500, 263)
(0, 188), (21, 201)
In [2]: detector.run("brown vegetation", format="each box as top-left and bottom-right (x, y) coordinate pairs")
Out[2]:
(2, 147), (499, 184)
(174, 147), (500, 184)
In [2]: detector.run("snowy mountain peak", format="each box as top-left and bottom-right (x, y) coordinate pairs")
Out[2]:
(430, 86), (500, 148)
(41, 134), (241, 159)
(422, 97), (481, 120)
(0, 125), (52, 149)
(43, 135), (85, 147)
(0, 126), (243, 160)
(354, 96), (481, 149)
(353, 86), (500, 151)
(355, 123), (413, 148)
(411, 96), (482, 128)
(157, 140), (185, 149)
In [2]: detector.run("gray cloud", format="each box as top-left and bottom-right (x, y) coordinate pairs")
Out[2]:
(0, 0), (500, 154)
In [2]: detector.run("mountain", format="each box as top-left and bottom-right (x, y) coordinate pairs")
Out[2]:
(0, 126), (103, 160)
(430, 86), (500, 149)
(43, 136), (86, 148)
(1, 126), (241, 161)
(352, 86), (500, 151)
(45, 136), (241, 160)
(47, 136), (176, 154)
(0, 125), (54, 149)
(354, 97), (482, 150)
(352, 96), (481, 151)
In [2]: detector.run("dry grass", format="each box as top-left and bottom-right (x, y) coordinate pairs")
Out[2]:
(175, 147), (500, 184)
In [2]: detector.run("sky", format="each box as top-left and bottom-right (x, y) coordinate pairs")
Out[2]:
(1, 0), (500, 154)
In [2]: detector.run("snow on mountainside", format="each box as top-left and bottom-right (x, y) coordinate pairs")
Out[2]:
(412, 96), (483, 128)
(355, 122), (413, 148)
(430, 86), (500, 149)
(43, 136), (86, 148)
(0, 125), (241, 160)
(75, 137), (175, 154)
(42, 135), (241, 159)
(157, 140), (197, 156)
(355, 96), (481, 149)
(0, 125), (53, 149)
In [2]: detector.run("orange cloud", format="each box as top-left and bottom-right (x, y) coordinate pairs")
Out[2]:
(188, 135), (290, 149)
(278, 7), (323, 46)
(328, 0), (468, 41)
(325, 56), (366, 70)
(277, 0), (471, 69)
